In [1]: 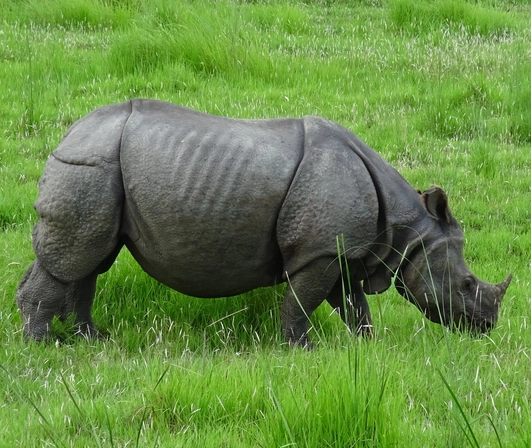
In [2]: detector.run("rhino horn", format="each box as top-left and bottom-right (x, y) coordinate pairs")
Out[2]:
(497, 274), (512, 299)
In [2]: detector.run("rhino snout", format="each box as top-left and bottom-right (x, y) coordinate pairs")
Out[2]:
(464, 274), (512, 334)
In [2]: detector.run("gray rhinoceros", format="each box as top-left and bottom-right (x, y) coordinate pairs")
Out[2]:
(16, 99), (511, 347)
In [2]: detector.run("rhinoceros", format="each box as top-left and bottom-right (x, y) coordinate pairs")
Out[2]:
(16, 99), (511, 347)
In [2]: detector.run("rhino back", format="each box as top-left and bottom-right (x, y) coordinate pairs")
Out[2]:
(120, 100), (304, 297)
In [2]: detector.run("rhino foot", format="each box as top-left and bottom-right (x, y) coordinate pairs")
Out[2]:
(356, 324), (374, 338)
(16, 260), (100, 342)
(74, 322), (103, 340)
(16, 261), (66, 341)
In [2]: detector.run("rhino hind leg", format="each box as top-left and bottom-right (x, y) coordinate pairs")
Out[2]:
(17, 155), (123, 341)
(57, 244), (123, 338)
(327, 279), (373, 337)
(57, 272), (99, 338)
(16, 262), (96, 341)
(16, 260), (68, 341)
(17, 246), (123, 341)
(16, 260), (97, 340)
(281, 258), (340, 348)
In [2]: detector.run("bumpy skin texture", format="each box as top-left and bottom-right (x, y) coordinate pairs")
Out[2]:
(16, 99), (511, 346)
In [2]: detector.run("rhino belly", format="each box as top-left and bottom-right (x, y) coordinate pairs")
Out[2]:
(119, 100), (303, 298)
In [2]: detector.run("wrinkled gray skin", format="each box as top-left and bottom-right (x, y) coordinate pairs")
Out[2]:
(16, 99), (512, 347)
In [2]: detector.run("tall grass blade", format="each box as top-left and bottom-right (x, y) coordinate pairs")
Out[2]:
(437, 369), (480, 448)
(104, 406), (115, 448)
(486, 414), (503, 448)
(268, 381), (295, 445)
(59, 370), (103, 448)
(336, 234), (354, 378)
(0, 364), (67, 448)
(135, 406), (151, 448)
(136, 365), (171, 448)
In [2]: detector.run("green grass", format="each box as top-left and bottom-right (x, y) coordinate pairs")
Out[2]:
(1, 0), (531, 446)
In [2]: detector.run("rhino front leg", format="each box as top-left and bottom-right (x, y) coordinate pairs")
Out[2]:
(281, 258), (339, 348)
(327, 278), (373, 337)
(58, 244), (123, 338)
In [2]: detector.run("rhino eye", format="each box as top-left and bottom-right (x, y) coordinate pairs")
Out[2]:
(462, 277), (475, 292)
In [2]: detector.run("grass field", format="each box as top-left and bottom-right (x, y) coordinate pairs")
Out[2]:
(1, 0), (530, 446)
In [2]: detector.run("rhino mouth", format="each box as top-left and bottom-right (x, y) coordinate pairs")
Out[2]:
(448, 307), (497, 334)
(460, 300), (499, 334)
(422, 295), (498, 335)
(457, 277), (510, 334)
(471, 318), (496, 334)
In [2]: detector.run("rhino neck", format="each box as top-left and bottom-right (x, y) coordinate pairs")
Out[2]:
(345, 134), (432, 294)
(362, 220), (431, 295)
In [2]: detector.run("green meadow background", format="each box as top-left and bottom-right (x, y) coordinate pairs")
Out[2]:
(1, 0), (530, 446)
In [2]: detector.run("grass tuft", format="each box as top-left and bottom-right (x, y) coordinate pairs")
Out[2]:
(390, 0), (516, 37)
(9, 0), (134, 29)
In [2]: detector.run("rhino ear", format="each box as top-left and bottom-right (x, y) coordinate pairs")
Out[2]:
(421, 186), (452, 224)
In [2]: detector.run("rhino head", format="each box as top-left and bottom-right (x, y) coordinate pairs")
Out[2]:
(395, 187), (512, 333)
